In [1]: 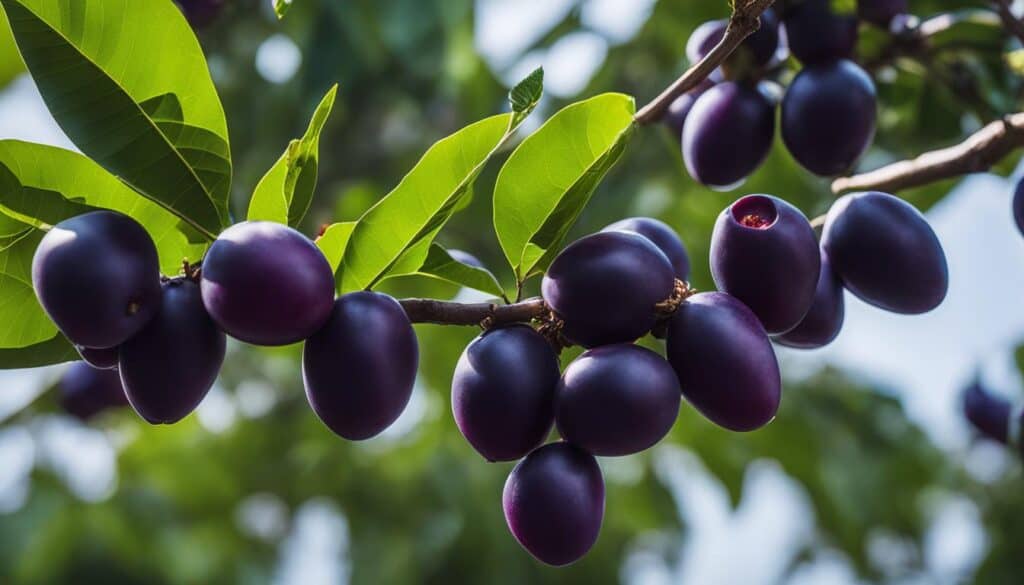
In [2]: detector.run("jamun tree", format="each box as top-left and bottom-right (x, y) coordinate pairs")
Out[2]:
(2, 0), (1024, 582)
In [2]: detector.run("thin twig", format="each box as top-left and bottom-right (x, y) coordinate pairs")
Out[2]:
(400, 297), (547, 327)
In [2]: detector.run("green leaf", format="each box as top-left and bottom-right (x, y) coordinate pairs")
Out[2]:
(0, 229), (55, 349)
(0, 0), (232, 238)
(0, 332), (75, 369)
(384, 243), (505, 299)
(0, 8), (24, 89)
(508, 67), (543, 119)
(494, 93), (636, 281)
(0, 140), (207, 275)
(248, 85), (338, 227)
(315, 221), (356, 274)
(274, 0), (293, 19)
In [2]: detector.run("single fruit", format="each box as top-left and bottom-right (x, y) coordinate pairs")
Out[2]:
(783, 0), (859, 64)
(663, 79), (715, 139)
(119, 279), (226, 424)
(775, 250), (845, 349)
(555, 344), (680, 456)
(781, 60), (877, 176)
(685, 11), (780, 71)
(542, 231), (675, 348)
(857, 0), (908, 27)
(447, 249), (485, 269)
(683, 82), (776, 188)
(452, 325), (560, 462)
(1013, 177), (1024, 236)
(32, 210), (161, 349)
(686, 20), (727, 64)
(962, 380), (1014, 445)
(303, 292), (419, 440)
(503, 442), (604, 566)
(602, 216), (691, 281)
(76, 345), (119, 370)
(666, 292), (781, 431)
(822, 192), (948, 314)
(59, 361), (127, 421)
(710, 195), (820, 334)
(201, 221), (335, 346)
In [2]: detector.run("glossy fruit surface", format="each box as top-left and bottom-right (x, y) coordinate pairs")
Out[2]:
(783, 0), (859, 64)
(775, 250), (845, 349)
(201, 221), (335, 346)
(822, 192), (948, 314)
(1013, 177), (1024, 236)
(555, 344), (680, 456)
(542, 231), (674, 348)
(686, 20), (727, 64)
(119, 279), (226, 424)
(663, 79), (714, 139)
(602, 217), (691, 281)
(710, 195), (820, 334)
(452, 325), (560, 462)
(683, 82), (775, 188)
(503, 442), (604, 566)
(303, 292), (418, 440)
(686, 10), (780, 70)
(962, 381), (1011, 444)
(857, 0), (908, 27)
(32, 210), (161, 349)
(59, 361), (127, 421)
(781, 60), (877, 176)
(666, 292), (781, 431)
(76, 345), (120, 370)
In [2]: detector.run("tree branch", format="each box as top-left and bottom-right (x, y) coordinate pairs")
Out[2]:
(400, 297), (547, 327)
(633, 0), (777, 125)
(994, 0), (1024, 46)
(831, 112), (1024, 194)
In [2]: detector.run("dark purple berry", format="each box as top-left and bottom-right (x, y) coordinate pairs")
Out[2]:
(710, 195), (820, 335)
(783, 0), (859, 64)
(686, 11), (780, 71)
(1013, 178), (1024, 236)
(303, 292), (418, 440)
(686, 20), (727, 64)
(76, 345), (119, 370)
(822, 192), (948, 314)
(775, 250), (845, 349)
(542, 232), (674, 348)
(857, 0), (908, 27)
(119, 279), (226, 424)
(683, 82), (776, 188)
(201, 221), (335, 346)
(451, 325), (560, 462)
(32, 211), (161, 349)
(447, 249), (485, 269)
(666, 292), (781, 431)
(175, 0), (224, 28)
(962, 380), (1011, 444)
(555, 344), (680, 456)
(602, 217), (691, 281)
(782, 60), (877, 176)
(503, 442), (604, 566)
(59, 362), (127, 421)
(663, 79), (714, 139)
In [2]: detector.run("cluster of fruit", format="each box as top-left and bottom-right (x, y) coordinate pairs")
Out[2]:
(670, 0), (908, 187)
(34, 211), (419, 438)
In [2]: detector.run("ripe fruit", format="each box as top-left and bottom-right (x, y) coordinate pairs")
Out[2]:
(542, 231), (674, 348)
(303, 292), (418, 440)
(775, 250), (845, 349)
(602, 217), (691, 281)
(822, 192), (948, 314)
(686, 20), (727, 65)
(783, 0), (859, 64)
(781, 60), (877, 176)
(962, 380), (1011, 444)
(683, 82), (776, 188)
(59, 361), (127, 421)
(555, 344), (680, 456)
(451, 325), (560, 462)
(503, 442), (604, 566)
(686, 10), (780, 71)
(710, 195), (820, 335)
(666, 292), (781, 431)
(119, 279), (226, 424)
(200, 221), (335, 346)
(663, 79), (714, 139)
(32, 210), (161, 349)
(1013, 178), (1024, 236)
(857, 0), (908, 27)
(76, 345), (119, 370)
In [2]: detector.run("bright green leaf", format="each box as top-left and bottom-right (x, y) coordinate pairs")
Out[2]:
(0, 229), (55, 348)
(274, 0), (293, 19)
(315, 221), (356, 274)
(1006, 49), (1024, 76)
(494, 93), (636, 281)
(384, 243), (505, 299)
(0, 8), (24, 89)
(0, 0), (232, 238)
(248, 85), (338, 227)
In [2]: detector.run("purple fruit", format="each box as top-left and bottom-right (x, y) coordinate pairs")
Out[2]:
(663, 79), (715, 139)
(119, 279), (226, 424)
(201, 221), (335, 346)
(503, 442), (604, 566)
(59, 362), (127, 421)
(555, 344), (680, 456)
(775, 250), (845, 349)
(857, 0), (908, 27)
(542, 232), (675, 348)
(666, 292), (781, 431)
(782, 60), (877, 176)
(303, 292), (418, 440)
(686, 20), (727, 64)
(451, 325), (560, 462)
(602, 217), (691, 281)
(962, 381), (1011, 444)
(822, 192), (948, 314)
(710, 195), (820, 335)
(76, 345), (119, 370)
(447, 249), (485, 269)
(1013, 178), (1024, 236)
(175, 0), (225, 28)
(685, 11), (780, 70)
(783, 0), (859, 64)
(683, 82), (776, 188)
(32, 211), (161, 349)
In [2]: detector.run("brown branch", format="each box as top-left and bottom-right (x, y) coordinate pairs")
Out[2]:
(400, 297), (547, 327)
(633, 0), (777, 125)
(831, 112), (1024, 195)
(994, 0), (1024, 46)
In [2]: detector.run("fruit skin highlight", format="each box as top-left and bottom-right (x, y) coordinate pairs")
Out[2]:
(76, 345), (120, 370)
(602, 216), (691, 281)
(775, 250), (846, 349)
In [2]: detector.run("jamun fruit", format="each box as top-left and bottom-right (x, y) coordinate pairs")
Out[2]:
(602, 217), (691, 281)
(775, 250), (845, 349)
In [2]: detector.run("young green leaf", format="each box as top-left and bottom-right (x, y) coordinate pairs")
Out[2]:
(494, 93), (636, 281)
(248, 85), (338, 227)
(509, 67), (544, 120)
(315, 221), (356, 274)
(274, 0), (293, 19)
(0, 0), (232, 238)
(383, 243), (505, 299)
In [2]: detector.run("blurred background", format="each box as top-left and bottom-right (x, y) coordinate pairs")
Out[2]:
(1, 0), (1024, 583)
